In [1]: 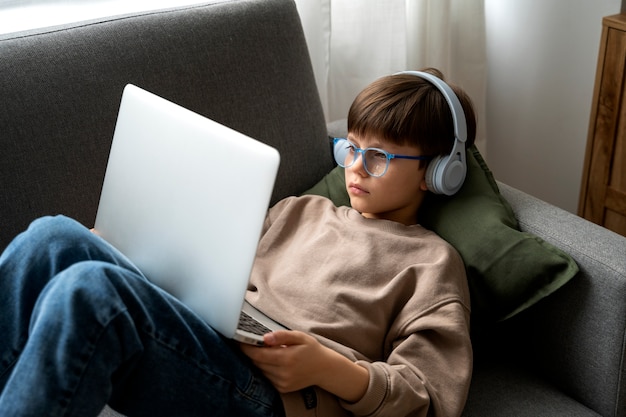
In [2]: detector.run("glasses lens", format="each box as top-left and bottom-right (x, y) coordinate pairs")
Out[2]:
(333, 139), (356, 167)
(364, 149), (389, 177)
(333, 139), (391, 177)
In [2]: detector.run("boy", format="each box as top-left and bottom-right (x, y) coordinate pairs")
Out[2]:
(0, 68), (475, 416)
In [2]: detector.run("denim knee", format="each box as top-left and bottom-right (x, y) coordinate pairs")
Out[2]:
(25, 215), (90, 248)
(33, 261), (129, 329)
(7, 261), (145, 416)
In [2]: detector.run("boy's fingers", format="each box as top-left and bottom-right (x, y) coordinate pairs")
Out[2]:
(263, 330), (306, 347)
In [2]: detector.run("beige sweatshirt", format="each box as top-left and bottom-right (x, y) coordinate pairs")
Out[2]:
(247, 195), (472, 417)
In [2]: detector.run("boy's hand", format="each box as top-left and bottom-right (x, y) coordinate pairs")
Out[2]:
(240, 330), (369, 402)
(241, 330), (324, 393)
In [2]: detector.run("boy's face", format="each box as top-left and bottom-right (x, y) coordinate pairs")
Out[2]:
(344, 133), (429, 226)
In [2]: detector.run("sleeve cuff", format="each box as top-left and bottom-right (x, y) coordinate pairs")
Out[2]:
(339, 361), (389, 415)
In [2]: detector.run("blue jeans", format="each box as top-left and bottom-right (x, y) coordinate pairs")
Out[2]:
(0, 216), (284, 417)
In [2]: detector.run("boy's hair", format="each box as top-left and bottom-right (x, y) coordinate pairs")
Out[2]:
(347, 68), (476, 166)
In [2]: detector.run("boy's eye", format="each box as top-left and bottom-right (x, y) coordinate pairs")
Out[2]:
(370, 150), (388, 160)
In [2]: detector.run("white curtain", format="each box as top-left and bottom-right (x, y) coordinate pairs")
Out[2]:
(294, 0), (487, 153)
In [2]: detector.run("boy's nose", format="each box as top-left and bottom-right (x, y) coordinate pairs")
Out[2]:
(349, 152), (368, 176)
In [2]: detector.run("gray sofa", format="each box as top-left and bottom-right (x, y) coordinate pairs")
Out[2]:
(1, 1), (624, 416)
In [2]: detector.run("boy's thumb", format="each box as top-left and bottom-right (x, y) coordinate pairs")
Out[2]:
(263, 330), (296, 347)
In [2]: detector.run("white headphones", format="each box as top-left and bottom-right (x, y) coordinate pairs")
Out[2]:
(395, 71), (467, 196)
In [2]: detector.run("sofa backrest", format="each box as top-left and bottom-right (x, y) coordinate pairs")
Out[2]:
(0, 0), (332, 251)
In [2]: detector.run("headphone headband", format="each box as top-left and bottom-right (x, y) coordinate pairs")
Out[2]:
(394, 70), (467, 145)
(393, 70), (468, 195)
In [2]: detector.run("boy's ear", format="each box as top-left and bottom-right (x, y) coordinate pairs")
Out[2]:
(418, 164), (430, 192)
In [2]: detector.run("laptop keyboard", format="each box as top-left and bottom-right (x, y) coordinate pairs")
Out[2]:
(238, 310), (273, 335)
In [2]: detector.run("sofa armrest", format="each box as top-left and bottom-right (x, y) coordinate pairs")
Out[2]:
(498, 182), (626, 417)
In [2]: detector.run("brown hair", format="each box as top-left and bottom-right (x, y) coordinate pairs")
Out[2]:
(347, 68), (476, 164)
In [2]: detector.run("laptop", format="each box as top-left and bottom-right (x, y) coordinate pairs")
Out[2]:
(94, 84), (287, 346)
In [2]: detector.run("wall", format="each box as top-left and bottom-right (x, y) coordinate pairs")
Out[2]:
(485, 0), (621, 213)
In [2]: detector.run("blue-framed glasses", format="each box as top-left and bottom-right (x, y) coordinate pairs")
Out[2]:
(333, 138), (432, 178)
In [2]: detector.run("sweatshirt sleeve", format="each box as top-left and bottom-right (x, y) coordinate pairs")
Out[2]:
(340, 300), (472, 417)
(261, 196), (296, 236)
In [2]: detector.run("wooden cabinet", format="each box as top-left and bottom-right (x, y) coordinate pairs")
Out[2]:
(579, 14), (626, 237)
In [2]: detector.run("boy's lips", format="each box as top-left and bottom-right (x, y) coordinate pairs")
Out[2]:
(348, 182), (369, 195)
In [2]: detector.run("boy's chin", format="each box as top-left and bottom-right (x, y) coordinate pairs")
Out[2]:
(348, 196), (368, 214)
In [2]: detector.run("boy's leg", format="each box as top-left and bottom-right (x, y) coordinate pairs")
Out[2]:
(0, 215), (143, 388)
(0, 215), (140, 390)
(0, 216), (283, 417)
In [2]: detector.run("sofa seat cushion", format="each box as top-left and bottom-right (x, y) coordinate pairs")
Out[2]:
(462, 360), (601, 417)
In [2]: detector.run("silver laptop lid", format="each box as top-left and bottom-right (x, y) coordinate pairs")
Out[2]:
(94, 84), (280, 339)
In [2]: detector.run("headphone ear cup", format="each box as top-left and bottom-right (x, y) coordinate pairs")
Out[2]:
(444, 157), (466, 195)
(425, 154), (466, 196)
(425, 155), (445, 194)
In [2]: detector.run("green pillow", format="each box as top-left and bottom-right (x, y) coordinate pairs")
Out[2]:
(302, 164), (351, 208)
(302, 145), (578, 322)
